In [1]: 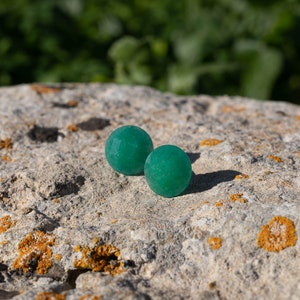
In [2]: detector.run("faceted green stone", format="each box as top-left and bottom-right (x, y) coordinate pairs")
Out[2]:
(105, 125), (153, 175)
(144, 145), (192, 197)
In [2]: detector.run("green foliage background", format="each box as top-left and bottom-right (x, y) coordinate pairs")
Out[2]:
(1, 0), (300, 103)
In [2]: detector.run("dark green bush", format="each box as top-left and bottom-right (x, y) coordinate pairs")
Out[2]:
(1, 0), (300, 103)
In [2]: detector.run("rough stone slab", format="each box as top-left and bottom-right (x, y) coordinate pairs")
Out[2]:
(0, 83), (299, 300)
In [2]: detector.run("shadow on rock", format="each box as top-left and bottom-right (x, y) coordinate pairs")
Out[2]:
(185, 170), (241, 194)
(186, 152), (201, 164)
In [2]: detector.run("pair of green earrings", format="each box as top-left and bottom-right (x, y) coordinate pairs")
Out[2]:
(105, 125), (192, 198)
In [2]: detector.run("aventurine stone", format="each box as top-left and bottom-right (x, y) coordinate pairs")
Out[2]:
(144, 145), (192, 197)
(105, 125), (153, 175)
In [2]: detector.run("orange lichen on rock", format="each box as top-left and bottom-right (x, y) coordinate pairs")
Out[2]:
(296, 115), (300, 121)
(0, 138), (13, 149)
(208, 237), (222, 250)
(31, 84), (61, 94)
(36, 291), (65, 300)
(79, 295), (102, 300)
(73, 244), (124, 275)
(222, 105), (245, 113)
(230, 193), (247, 203)
(257, 216), (297, 252)
(2, 154), (12, 162)
(54, 254), (62, 261)
(67, 100), (78, 107)
(13, 231), (55, 274)
(200, 139), (223, 147)
(215, 201), (223, 207)
(268, 155), (283, 163)
(234, 173), (249, 180)
(67, 124), (79, 132)
(0, 215), (16, 233)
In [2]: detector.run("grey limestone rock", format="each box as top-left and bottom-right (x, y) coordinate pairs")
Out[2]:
(0, 83), (299, 299)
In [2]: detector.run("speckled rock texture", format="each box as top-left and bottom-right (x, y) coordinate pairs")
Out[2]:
(0, 83), (299, 300)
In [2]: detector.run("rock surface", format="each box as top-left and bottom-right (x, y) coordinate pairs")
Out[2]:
(0, 83), (299, 300)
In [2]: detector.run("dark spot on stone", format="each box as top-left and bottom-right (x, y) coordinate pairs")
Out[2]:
(250, 156), (263, 164)
(77, 117), (110, 131)
(174, 99), (187, 111)
(36, 218), (59, 232)
(117, 279), (135, 290)
(193, 101), (209, 113)
(0, 264), (8, 272)
(208, 281), (217, 289)
(51, 175), (85, 197)
(123, 260), (136, 268)
(52, 103), (72, 109)
(27, 258), (38, 274)
(139, 279), (151, 288)
(65, 269), (88, 289)
(144, 244), (157, 261)
(276, 111), (287, 116)
(27, 125), (64, 143)
(0, 289), (19, 299)
(52, 100), (78, 109)
(241, 119), (249, 126)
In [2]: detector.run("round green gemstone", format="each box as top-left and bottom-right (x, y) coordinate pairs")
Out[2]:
(144, 145), (192, 197)
(105, 125), (153, 175)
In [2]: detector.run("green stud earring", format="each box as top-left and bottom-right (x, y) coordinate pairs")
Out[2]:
(105, 125), (153, 175)
(144, 145), (192, 197)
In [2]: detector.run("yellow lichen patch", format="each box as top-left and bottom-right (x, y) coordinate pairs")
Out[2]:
(2, 154), (12, 162)
(234, 173), (249, 180)
(67, 100), (78, 107)
(13, 231), (55, 274)
(230, 193), (247, 203)
(73, 244), (124, 275)
(0, 138), (13, 149)
(257, 216), (297, 252)
(222, 105), (245, 113)
(208, 237), (222, 250)
(200, 139), (223, 147)
(74, 245), (81, 252)
(215, 201), (223, 207)
(31, 84), (61, 94)
(268, 155), (283, 163)
(79, 295), (102, 300)
(93, 237), (100, 245)
(35, 291), (65, 300)
(54, 254), (62, 261)
(0, 215), (16, 233)
(67, 124), (79, 132)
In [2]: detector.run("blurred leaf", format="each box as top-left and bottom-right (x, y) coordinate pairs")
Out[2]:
(150, 38), (168, 58)
(0, 0), (299, 103)
(173, 30), (208, 65)
(235, 40), (283, 100)
(109, 36), (140, 63)
(167, 64), (198, 94)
